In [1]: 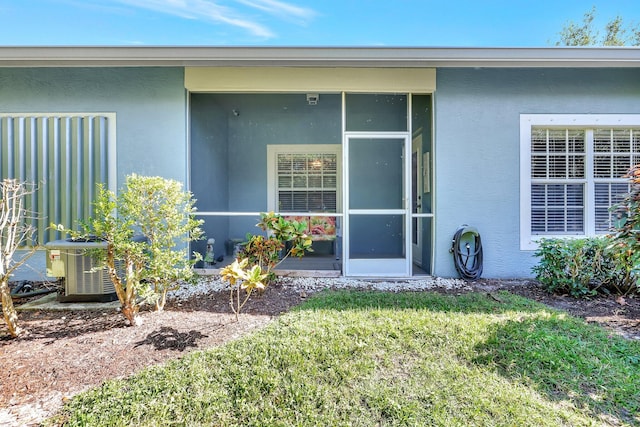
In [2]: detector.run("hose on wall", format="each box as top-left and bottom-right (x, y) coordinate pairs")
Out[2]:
(450, 225), (483, 281)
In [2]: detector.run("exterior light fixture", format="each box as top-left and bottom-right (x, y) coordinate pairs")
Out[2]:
(306, 93), (319, 105)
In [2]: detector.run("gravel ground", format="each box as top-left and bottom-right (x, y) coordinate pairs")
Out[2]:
(172, 275), (472, 300)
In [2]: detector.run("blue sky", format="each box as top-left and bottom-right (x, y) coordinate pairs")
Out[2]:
(0, 0), (639, 46)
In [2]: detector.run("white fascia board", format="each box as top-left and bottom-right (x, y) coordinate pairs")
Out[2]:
(0, 46), (639, 68)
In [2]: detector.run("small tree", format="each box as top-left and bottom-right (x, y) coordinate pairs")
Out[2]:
(67, 175), (203, 326)
(0, 179), (37, 338)
(120, 176), (204, 311)
(556, 6), (640, 46)
(220, 213), (312, 320)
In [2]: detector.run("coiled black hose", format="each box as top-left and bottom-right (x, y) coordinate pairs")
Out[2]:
(9, 280), (57, 300)
(450, 225), (483, 281)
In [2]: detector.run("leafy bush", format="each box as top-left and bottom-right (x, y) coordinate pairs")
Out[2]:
(608, 163), (640, 294)
(237, 234), (283, 284)
(237, 214), (313, 283)
(61, 175), (203, 326)
(533, 163), (640, 297)
(221, 213), (312, 319)
(533, 237), (605, 297)
(532, 237), (637, 297)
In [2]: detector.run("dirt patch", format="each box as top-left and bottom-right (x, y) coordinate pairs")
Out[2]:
(0, 284), (304, 426)
(1, 279), (638, 426)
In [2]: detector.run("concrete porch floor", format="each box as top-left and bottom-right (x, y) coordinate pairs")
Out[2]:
(16, 293), (120, 312)
(195, 254), (342, 278)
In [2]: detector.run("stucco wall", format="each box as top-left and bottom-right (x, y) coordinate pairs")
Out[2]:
(433, 67), (640, 278)
(0, 67), (187, 187)
(8, 66), (639, 279)
(189, 95), (230, 258)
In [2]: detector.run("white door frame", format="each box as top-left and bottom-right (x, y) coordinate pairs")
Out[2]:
(343, 132), (412, 277)
(412, 134), (423, 266)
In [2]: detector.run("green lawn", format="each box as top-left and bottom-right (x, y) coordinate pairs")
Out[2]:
(50, 291), (640, 426)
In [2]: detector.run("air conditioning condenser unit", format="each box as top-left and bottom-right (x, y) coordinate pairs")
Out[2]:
(45, 239), (118, 303)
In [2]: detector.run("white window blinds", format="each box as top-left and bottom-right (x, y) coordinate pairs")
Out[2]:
(531, 129), (585, 234)
(593, 128), (640, 232)
(530, 127), (640, 236)
(276, 152), (338, 212)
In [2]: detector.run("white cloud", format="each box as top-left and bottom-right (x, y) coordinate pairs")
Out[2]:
(235, 0), (316, 23)
(113, 0), (318, 38)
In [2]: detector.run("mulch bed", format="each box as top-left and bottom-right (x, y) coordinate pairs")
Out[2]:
(0, 279), (638, 426)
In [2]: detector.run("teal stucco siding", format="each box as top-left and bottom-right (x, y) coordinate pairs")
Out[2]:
(433, 67), (640, 278)
(0, 67), (187, 187)
(5, 65), (640, 279)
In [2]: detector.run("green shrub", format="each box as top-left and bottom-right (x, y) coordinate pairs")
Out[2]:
(532, 237), (637, 297)
(534, 164), (640, 297)
(608, 163), (640, 295)
(221, 213), (312, 319)
(59, 175), (204, 326)
(533, 237), (603, 297)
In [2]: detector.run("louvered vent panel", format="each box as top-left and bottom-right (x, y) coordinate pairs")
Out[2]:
(0, 115), (110, 245)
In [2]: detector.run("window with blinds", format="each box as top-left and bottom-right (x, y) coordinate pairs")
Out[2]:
(267, 145), (341, 214)
(276, 153), (337, 212)
(593, 129), (640, 232)
(530, 126), (640, 236)
(530, 129), (586, 234)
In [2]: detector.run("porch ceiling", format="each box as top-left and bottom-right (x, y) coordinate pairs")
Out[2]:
(0, 46), (639, 68)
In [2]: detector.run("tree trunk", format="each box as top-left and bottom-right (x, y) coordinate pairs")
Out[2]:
(156, 287), (167, 312)
(104, 245), (142, 326)
(1, 179), (35, 338)
(121, 302), (142, 326)
(0, 278), (22, 337)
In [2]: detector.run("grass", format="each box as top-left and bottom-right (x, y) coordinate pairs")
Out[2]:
(50, 290), (640, 426)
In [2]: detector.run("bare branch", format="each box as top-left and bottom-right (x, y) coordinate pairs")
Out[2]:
(1, 179), (38, 338)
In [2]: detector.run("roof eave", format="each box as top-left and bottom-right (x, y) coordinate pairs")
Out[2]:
(0, 46), (639, 68)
